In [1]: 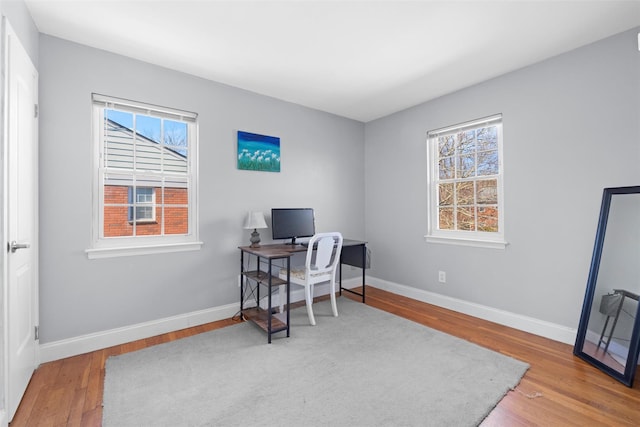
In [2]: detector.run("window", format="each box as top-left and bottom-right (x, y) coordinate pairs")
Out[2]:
(426, 114), (506, 249)
(128, 187), (155, 222)
(87, 94), (202, 258)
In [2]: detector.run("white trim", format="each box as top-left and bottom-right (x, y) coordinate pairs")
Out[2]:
(367, 276), (577, 345)
(424, 235), (508, 249)
(1, 16), (8, 426)
(86, 240), (203, 259)
(38, 277), (362, 363)
(39, 302), (238, 363)
(37, 275), (575, 363)
(39, 273), (572, 365)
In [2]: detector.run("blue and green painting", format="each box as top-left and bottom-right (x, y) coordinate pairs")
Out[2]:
(237, 131), (281, 172)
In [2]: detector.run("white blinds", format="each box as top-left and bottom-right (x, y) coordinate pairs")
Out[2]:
(427, 114), (502, 138)
(92, 93), (197, 123)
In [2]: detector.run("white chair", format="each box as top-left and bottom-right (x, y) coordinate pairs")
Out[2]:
(279, 232), (343, 325)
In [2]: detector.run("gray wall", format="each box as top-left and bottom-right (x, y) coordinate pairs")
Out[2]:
(364, 27), (640, 330)
(19, 7), (640, 347)
(38, 35), (365, 343)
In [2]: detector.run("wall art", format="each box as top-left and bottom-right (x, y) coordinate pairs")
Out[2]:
(237, 130), (281, 172)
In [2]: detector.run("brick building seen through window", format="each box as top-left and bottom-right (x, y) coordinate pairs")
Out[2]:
(99, 109), (190, 238)
(103, 185), (188, 237)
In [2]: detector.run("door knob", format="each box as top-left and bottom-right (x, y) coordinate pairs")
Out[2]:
(8, 241), (30, 253)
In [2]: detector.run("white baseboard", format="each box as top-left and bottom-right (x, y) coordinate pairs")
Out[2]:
(38, 279), (362, 364)
(41, 275), (565, 364)
(367, 277), (577, 345)
(39, 303), (238, 363)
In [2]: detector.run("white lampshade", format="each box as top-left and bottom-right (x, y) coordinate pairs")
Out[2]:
(243, 211), (268, 230)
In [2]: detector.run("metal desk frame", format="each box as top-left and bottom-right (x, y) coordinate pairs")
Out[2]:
(598, 288), (639, 353)
(238, 238), (367, 342)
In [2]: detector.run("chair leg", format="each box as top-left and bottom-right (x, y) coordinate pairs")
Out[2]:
(305, 284), (316, 326)
(278, 284), (285, 313)
(330, 279), (338, 317)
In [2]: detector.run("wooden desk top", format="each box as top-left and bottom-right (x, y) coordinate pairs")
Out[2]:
(613, 289), (640, 301)
(239, 239), (366, 258)
(238, 244), (297, 258)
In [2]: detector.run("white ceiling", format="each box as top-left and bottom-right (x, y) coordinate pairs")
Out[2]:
(24, 0), (640, 122)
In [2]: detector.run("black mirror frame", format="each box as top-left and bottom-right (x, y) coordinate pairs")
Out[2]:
(574, 186), (640, 387)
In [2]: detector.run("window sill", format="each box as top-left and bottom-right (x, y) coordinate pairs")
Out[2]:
(424, 235), (508, 250)
(86, 241), (204, 259)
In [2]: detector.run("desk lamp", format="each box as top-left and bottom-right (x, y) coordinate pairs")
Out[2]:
(243, 211), (268, 248)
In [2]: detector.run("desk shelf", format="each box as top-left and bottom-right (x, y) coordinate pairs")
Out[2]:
(239, 246), (292, 343)
(242, 307), (288, 333)
(238, 240), (367, 343)
(242, 270), (287, 286)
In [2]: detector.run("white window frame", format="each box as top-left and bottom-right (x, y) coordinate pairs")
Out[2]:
(425, 114), (507, 249)
(128, 187), (156, 223)
(87, 94), (202, 259)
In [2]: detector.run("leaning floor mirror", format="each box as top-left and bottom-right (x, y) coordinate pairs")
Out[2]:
(574, 186), (640, 386)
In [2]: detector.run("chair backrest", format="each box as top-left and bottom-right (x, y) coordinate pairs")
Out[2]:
(305, 232), (343, 277)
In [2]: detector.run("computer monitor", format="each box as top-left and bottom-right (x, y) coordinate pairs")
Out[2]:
(271, 208), (315, 245)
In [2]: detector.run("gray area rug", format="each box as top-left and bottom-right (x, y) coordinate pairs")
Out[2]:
(103, 298), (529, 426)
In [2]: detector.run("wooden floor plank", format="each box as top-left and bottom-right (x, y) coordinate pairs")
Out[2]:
(8, 286), (640, 426)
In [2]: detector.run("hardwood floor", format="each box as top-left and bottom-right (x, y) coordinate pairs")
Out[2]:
(9, 287), (640, 426)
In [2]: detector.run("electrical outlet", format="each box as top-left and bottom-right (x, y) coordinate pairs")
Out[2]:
(438, 271), (446, 283)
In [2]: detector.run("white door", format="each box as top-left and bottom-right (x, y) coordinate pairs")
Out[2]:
(4, 19), (39, 422)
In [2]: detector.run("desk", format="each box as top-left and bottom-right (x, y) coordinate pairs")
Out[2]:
(338, 239), (367, 303)
(252, 239), (367, 303)
(238, 245), (292, 343)
(598, 289), (639, 353)
(238, 239), (367, 342)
